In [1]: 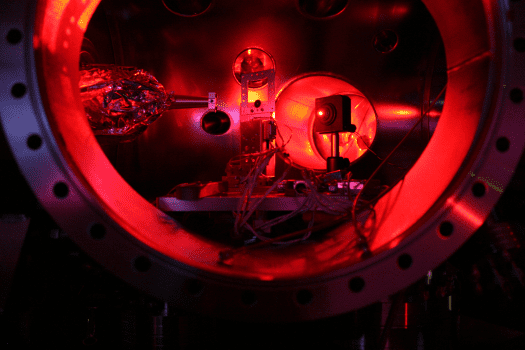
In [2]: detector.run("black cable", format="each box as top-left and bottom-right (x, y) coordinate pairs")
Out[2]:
(378, 290), (406, 350)
(220, 83), (447, 260)
(351, 83), (447, 241)
(354, 131), (407, 170)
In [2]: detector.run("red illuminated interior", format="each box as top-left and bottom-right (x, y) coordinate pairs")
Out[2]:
(32, 0), (493, 286)
(275, 74), (377, 169)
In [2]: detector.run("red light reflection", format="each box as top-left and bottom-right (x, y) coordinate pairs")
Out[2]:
(376, 105), (419, 120)
(446, 197), (484, 228)
(233, 47), (275, 88)
(275, 75), (377, 170)
(38, 0), (100, 54)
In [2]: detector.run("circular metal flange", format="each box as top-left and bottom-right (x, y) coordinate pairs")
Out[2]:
(1, 0), (524, 321)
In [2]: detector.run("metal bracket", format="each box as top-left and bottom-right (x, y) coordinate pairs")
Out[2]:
(240, 69), (275, 118)
(208, 92), (217, 110)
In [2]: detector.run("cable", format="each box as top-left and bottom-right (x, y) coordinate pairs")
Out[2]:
(231, 119), (352, 243)
(379, 290), (406, 350)
(302, 170), (351, 215)
(233, 146), (292, 238)
(230, 82), (446, 249)
(354, 131), (407, 170)
(273, 121), (323, 172)
(219, 213), (350, 262)
(232, 120), (321, 241)
(221, 82), (447, 260)
(351, 83), (448, 242)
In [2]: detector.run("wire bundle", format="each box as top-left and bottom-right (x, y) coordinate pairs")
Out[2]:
(220, 84), (448, 260)
(232, 146), (291, 240)
(232, 131), (353, 244)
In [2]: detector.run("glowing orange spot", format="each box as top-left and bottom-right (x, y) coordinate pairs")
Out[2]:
(250, 89), (268, 103)
(43, 0), (71, 53)
(78, 0), (99, 31)
(394, 110), (413, 116)
(377, 105), (419, 120)
(247, 49), (252, 55)
(285, 103), (310, 122)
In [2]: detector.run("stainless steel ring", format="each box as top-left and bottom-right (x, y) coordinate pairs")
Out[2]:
(1, 0), (523, 321)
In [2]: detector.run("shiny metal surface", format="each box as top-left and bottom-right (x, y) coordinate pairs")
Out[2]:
(1, 0), (524, 322)
(87, 0), (446, 198)
(157, 194), (351, 212)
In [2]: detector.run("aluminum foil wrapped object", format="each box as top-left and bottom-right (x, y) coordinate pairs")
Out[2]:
(79, 64), (172, 143)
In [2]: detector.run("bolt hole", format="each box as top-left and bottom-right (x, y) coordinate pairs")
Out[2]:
(296, 289), (313, 305)
(162, 0), (212, 17)
(297, 0), (348, 18)
(186, 279), (204, 296)
(53, 182), (69, 199)
(6, 29), (22, 44)
(201, 110), (231, 135)
(397, 254), (413, 270)
(294, 182), (307, 194)
(496, 137), (510, 152)
(241, 291), (257, 306)
(514, 38), (525, 53)
(27, 134), (42, 150)
(439, 221), (454, 238)
(510, 88), (523, 103)
(349, 277), (365, 293)
(11, 83), (26, 98)
(472, 182), (486, 197)
(89, 223), (106, 240)
(373, 29), (399, 53)
(254, 100), (262, 108)
(134, 256), (152, 272)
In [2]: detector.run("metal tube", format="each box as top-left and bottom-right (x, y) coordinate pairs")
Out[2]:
(168, 95), (209, 109)
(331, 132), (340, 158)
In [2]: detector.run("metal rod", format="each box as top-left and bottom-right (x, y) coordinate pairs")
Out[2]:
(331, 132), (340, 158)
(168, 95), (209, 109)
